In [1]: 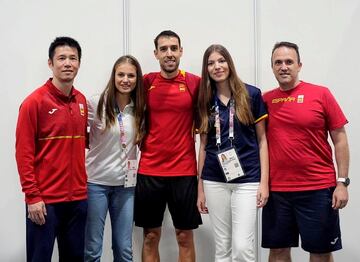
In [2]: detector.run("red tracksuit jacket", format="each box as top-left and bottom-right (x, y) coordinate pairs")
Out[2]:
(15, 79), (88, 204)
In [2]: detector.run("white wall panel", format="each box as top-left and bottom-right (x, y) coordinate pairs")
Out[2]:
(129, 0), (256, 83)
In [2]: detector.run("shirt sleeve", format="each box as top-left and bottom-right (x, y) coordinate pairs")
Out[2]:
(249, 86), (268, 123)
(143, 73), (155, 91)
(86, 95), (100, 148)
(15, 98), (42, 204)
(322, 87), (348, 130)
(87, 96), (97, 131)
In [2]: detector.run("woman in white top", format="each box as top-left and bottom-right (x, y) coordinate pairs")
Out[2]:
(85, 55), (145, 262)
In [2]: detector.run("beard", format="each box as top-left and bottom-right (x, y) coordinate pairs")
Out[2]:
(160, 61), (179, 74)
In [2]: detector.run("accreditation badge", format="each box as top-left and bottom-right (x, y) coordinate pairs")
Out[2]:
(217, 147), (245, 182)
(124, 160), (137, 188)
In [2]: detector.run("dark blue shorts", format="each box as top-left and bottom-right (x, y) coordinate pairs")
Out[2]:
(261, 187), (342, 253)
(134, 174), (202, 230)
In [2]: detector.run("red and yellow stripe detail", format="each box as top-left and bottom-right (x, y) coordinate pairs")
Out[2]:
(38, 135), (85, 141)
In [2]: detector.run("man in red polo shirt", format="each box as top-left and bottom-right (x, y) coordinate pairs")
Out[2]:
(134, 30), (202, 262)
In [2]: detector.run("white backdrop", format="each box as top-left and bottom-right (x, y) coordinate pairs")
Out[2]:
(0, 0), (359, 261)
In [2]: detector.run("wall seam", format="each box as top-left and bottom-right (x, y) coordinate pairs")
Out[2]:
(254, 0), (262, 262)
(123, 0), (130, 54)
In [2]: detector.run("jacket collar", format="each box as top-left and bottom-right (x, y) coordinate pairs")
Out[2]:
(45, 78), (79, 101)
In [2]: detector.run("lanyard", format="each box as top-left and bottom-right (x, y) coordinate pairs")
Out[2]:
(215, 97), (235, 149)
(115, 104), (137, 187)
(115, 106), (127, 149)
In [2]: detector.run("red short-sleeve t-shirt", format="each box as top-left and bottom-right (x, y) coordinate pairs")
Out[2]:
(263, 81), (348, 191)
(138, 70), (200, 177)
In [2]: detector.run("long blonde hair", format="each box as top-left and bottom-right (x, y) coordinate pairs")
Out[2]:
(97, 55), (145, 144)
(197, 44), (253, 133)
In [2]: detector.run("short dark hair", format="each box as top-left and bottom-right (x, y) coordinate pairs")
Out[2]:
(271, 41), (300, 65)
(154, 30), (181, 49)
(48, 36), (82, 62)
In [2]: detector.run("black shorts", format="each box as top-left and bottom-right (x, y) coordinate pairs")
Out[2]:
(134, 174), (202, 230)
(261, 187), (342, 253)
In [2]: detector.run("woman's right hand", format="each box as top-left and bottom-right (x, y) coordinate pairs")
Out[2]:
(197, 189), (208, 214)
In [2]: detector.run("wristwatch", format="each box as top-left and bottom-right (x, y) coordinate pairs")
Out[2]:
(337, 177), (350, 187)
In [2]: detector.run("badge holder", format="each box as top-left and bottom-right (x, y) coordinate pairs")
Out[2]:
(124, 159), (137, 188)
(217, 147), (245, 182)
(124, 147), (137, 188)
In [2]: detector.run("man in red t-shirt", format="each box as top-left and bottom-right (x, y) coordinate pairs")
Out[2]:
(134, 30), (202, 262)
(262, 42), (350, 262)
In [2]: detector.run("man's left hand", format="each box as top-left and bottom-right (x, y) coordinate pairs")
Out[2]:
(332, 184), (349, 210)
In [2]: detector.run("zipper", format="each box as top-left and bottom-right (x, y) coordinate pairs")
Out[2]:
(67, 95), (74, 200)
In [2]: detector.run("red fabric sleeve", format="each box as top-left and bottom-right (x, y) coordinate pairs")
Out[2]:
(15, 98), (43, 204)
(322, 88), (348, 130)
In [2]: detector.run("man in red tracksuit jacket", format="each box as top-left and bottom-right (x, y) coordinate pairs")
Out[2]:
(15, 36), (88, 262)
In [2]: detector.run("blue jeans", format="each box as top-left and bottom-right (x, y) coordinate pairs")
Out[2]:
(26, 200), (87, 262)
(85, 183), (135, 262)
